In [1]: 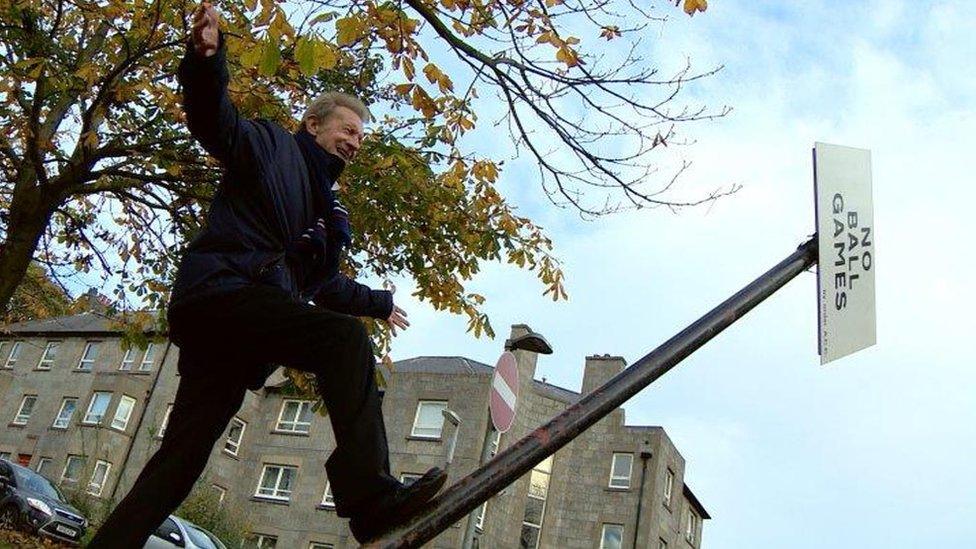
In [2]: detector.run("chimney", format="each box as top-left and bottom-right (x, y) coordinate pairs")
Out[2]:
(581, 354), (627, 395)
(507, 324), (540, 386)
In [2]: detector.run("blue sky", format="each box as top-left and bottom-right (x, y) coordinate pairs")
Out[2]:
(371, 1), (976, 546)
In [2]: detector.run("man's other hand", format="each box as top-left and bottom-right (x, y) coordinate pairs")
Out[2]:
(191, 2), (220, 57)
(386, 305), (410, 336)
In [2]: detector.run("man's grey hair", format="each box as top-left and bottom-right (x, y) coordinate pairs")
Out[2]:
(302, 91), (371, 124)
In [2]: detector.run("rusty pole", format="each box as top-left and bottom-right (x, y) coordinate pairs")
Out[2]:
(367, 237), (817, 548)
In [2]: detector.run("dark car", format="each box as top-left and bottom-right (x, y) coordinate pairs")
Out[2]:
(0, 459), (88, 545)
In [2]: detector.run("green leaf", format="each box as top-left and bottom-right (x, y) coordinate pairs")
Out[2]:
(295, 37), (315, 76)
(259, 38), (281, 77)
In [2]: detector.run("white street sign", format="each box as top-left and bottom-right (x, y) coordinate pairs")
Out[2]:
(814, 142), (876, 365)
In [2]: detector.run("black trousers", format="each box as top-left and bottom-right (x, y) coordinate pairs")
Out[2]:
(89, 285), (399, 548)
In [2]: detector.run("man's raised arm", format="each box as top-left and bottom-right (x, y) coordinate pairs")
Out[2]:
(177, 2), (255, 168)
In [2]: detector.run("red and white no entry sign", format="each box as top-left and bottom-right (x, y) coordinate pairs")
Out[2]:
(490, 351), (519, 433)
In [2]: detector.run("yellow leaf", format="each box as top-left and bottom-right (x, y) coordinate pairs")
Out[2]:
(313, 40), (338, 70)
(336, 16), (365, 46)
(403, 56), (415, 81)
(683, 0), (707, 16)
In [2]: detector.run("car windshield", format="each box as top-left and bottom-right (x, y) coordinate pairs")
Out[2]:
(12, 466), (63, 501)
(184, 522), (222, 549)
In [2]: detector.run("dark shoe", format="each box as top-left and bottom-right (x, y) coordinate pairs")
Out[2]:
(348, 467), (448, 543)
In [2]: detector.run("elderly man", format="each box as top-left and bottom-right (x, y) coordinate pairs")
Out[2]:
(89, 3), (446, 546)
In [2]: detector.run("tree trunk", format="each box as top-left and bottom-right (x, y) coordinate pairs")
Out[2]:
(0, 181), (56, 321)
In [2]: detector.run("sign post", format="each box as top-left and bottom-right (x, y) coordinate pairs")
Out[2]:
(461, 351), (521, 548)
(813, 142), (877, 364)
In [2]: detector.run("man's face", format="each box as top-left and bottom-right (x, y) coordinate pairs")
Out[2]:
(305, 105), (364, 163)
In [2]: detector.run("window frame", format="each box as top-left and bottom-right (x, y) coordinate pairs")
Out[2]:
(76, 341), (100, 371)
(3, 341), (22, 369)
(410, 400), (448, 439)
(224, 417), (246, 456)
(82, 392), (112, 425)
(61, 455), (85, 483)
(251, 534), (277, 549)
(320, 481), (335, 508)
(664, 468), (675, 507)
(111, 394), (137, 431)
(599, 523), (624, 549)
(53, 397), (78, 429)
(254, 464), (298, 502)
(274, 399), (313, 434)
(13, 394), (38, 425)
(476, 500), (487, 530)
(119, 347), (136, 371)
(138, 342), (156, 371)
(685, 508), (699, 544)
(157, 404), (173, 438)
(35, 457), (52, 476)
(36, 341), (60, 370)
(212, 484), (227, 506)
(87, 459), (111, 496)
(608, 452), (634, 489)
(519, 455), (553, 549)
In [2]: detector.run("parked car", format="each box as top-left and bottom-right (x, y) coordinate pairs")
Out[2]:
(0, 458), (88, 545)
(145, 514), (228, 549)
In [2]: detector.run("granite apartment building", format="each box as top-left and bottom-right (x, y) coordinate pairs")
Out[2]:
(0, 313), (709, 548)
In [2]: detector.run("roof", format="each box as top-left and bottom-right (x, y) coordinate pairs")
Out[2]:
(1, 311), (163, 337)
(393, 356), (580, 404)
(1, 312), (120, 335)
(683, 483), (711, 519)
(393, 356), (494, 375)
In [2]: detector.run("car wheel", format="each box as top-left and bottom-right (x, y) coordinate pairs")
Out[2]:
(0, 504), (24, 531)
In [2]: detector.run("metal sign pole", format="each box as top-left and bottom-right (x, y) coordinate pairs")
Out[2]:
(366, 237), (818, 548)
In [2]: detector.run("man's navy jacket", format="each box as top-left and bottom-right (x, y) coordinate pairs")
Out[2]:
(172, 34), (392, 322)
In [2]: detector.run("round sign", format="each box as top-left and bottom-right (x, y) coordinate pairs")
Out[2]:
(490, 351), (519, 433)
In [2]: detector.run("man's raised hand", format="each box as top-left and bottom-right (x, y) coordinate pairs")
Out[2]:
(190, 2), (220, 57)
(386, 305), (410, 337)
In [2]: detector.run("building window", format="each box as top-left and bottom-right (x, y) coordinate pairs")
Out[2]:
(61, 455), (85, 483)
(111, 395), (136, 431)
(476, 501), (488, 529)
(37, 341), (60, 370)
(400, 472), (423, 484)
(77, 341), (100, 371)
(157, 404), (173, 438)
(139, 342), (156, 371)
(119, 347), (135, 370)
(608, 453), (633, 489)
(255, 464), (297, 501)
(410, 400), (447, 439)
(53, 397), (78, 428)
(310, 543), (334, 549)
(3, 341), (22, 369)
(13, 395), (38, 425)
(489, 429), (502, 457)
(275, 399), (313, 433)
(88, 460), (111, 496)
(246, 534), (277, 548)
(685, 508), (699, 544)
(224, 417), (246, 456)
(83, 392), (112, 424)
(664, 468), (675, 507)
(212, 484), (227, 506)
(600, 524), (624, 549)
(35, 457), (52, 476)
(519, 455), (552, 549)
(321, 482), (335, 508)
